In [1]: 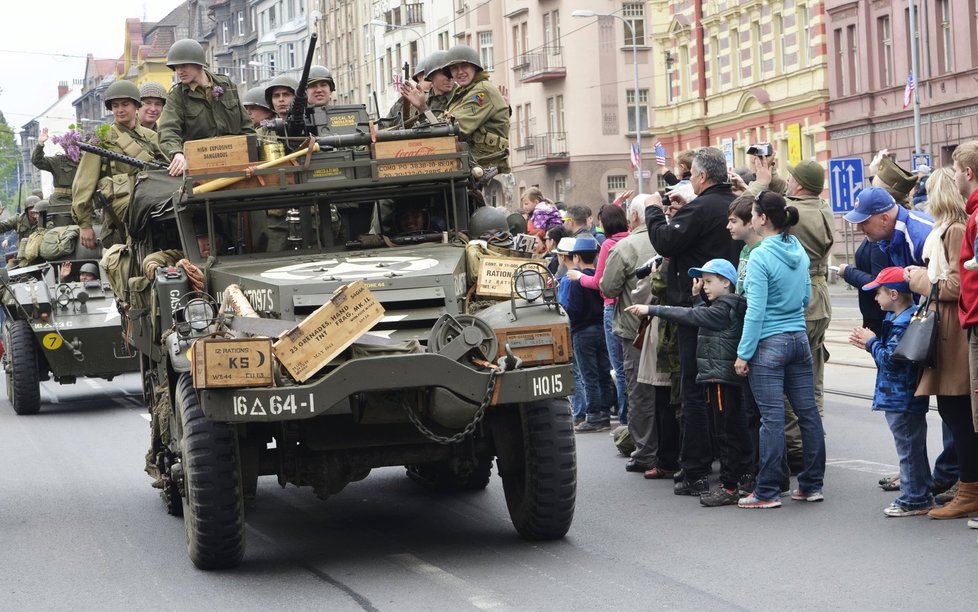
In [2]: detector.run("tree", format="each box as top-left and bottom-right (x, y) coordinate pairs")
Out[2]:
(0, 109), (23, 212)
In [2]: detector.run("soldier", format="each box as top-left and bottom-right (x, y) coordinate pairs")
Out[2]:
(15, 200), (50, 266)
(0, 196), (40, 267)
(157, 38), (254, 177)
(243, 86), (276, 131)
(401, 50), (455, 121)
(32, 128), (78, 208)
(71, 79), (167, 250)
(438, 45), (510, 173)
(60, 261), (99, 283)
(307, 65), (335, 108)
(138, 82), (168, 131)
(386, 58), (428, 125)
(264, 75), (299, 120)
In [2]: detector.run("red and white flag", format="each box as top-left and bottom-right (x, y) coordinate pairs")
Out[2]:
(903, 72), (915, 109)
(629, 143), (642, 169)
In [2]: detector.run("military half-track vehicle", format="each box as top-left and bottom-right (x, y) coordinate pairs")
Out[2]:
(1, 245), (139, 415)
(126, 125), (577, 570)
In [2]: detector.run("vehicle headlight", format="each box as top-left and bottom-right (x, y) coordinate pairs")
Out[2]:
(184, 297), (216, 332)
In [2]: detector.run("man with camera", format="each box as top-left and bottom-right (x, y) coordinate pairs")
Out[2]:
(645, 146), (740, 495)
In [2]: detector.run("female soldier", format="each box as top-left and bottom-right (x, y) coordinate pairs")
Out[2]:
(156, 39), (253, 177)
(71, 80), (167, 249)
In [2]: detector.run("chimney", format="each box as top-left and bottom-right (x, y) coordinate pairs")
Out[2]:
(58, 81), (69, 99)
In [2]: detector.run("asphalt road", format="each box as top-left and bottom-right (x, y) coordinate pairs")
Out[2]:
(1, 334), (976, 611)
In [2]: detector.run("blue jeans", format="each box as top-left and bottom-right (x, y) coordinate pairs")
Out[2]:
(604, 304), (628, 424)
(570, 360), (586, 421)
(574, 324), (614, 424)
(932, 422), (958, 484)
(747, 331), (826, 500)
(884, 410), (934, 509)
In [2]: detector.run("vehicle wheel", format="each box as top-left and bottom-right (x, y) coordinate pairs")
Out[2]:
(406, 455), (492, 491)
(493, 399), (576, 540)
(6, 320), (41, 415)
(174, 372), (244, 569)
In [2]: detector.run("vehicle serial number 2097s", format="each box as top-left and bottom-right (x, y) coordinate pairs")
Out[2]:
(232, 393), (315, 417)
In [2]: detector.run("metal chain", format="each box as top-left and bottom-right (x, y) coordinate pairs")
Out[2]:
(403, 368), (500, 445)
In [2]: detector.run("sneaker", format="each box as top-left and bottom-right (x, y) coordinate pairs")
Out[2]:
(625, 459), (654, 473)
(881, 475), (901, 492)
(700, 487), (740, 507)
(643, 467), (676, 480)
(736, 474), (756, 496)
(574, 420), (610, 433)
(933, 479), (956, 496)
(879, 473), (899, 486)
(883, 502), (932, 517)
(935, 481), (960, 505)
(791, 489), (825, 502)
(967, 517), (978, 529)
(573, 417), (585, 427)
(672, 468), (685, 483)
(738, 492), (782, 509)
(674, 477), (709, 496)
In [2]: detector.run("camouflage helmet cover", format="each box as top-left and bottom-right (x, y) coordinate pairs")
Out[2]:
(103, 80), (142, 110)
(166, 39), (206, 69)
(139, 81), (168, 102)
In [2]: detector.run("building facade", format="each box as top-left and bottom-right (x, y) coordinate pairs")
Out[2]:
(204, 0), (259, 90)
(826, 0), (978, 167)
(22, 81), (84, 196)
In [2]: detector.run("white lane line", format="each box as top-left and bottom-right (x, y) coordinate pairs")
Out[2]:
(387, 553), (516, 611)
(139, 413), (151, 421)
(83, 378), (104, 390)
(826, 458), (897, 476)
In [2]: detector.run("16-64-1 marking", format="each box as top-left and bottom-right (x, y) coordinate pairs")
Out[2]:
(232, 392), (315, 417)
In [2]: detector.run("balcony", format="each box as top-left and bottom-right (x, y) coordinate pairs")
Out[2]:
(519, 46), (566, 83)
(521, 132), (569, 165)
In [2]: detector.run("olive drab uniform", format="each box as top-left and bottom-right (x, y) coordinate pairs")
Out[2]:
(71, 123), (166, 248)
(444, 72), (510, 173)
(31, 144), (78, 206)
(427, 87), (454, 117)
(157, 70), (255, 160)
(0, 210), (36, 264)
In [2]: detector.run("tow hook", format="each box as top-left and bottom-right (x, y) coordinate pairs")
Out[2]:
(497, 343), (523, 372)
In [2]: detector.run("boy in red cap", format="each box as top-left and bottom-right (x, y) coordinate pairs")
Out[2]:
(849, 267), (934, 516)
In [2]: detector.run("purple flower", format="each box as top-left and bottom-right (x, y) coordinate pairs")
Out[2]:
(212, 85), (224, 100)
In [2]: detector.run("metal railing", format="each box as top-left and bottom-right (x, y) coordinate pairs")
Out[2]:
(519, 46), (566, 80)
(522, 132), (569, 164)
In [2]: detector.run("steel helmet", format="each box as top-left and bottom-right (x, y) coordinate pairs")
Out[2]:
(468, 206), (509, 238)
(32, 199), (49, 213)
(24, 196), (40, 210)
(423, 51), (449, 81)
(264, 75), (299, 107)
(139, 81), (168, 102)
(411, 57), (427, 81)
(103, 80), (142, 110)
(243, 86), (273, 111)
(441, 45), (482, 75)
(79, 263), (99, 277)
(307, 65), (335, 91)
(166, 39), (206, 69)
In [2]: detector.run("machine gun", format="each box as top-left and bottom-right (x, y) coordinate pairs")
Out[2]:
(314, 124), (459, 151)
(283, 32), (318, 149)
(400, 61), (411, 125)
(77, 142), (168, 171)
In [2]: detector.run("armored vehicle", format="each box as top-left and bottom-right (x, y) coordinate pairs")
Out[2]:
(126, 125), (577, 570)
(1, 252), (139, 415)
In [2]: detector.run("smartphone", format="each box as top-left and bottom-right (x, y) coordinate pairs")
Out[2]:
(746, 143), (773, 157)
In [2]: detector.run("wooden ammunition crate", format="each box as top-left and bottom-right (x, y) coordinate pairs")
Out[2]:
(184, 135), (257, 173)
(191, 337), (274, 389)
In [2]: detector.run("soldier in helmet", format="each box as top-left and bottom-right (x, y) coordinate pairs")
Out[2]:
(307, 66), (335, 108)
(157, 38), (254, 177)
(14, 200), (51, 267)
(265, 75), (299, 120)
(59, 261), (100, 283)
(32, 128), (78, 208)
(400, 50), (455, 121)
(138, 82), (168, 131)
(0, 196), (40, 267)
(71, 79), (168, 250)
(242, 86), (277, 142)
(385, 58), (428, 126)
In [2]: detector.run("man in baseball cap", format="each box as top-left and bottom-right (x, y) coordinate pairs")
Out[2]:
(843, 186), (933, 267)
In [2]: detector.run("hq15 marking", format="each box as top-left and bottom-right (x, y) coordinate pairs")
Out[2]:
(232, 393), (315, 416)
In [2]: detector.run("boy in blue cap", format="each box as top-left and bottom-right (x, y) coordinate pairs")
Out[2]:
(627, 258), (753, 506)
(559, 235), (616, 432)
(849, 267), (934, 516)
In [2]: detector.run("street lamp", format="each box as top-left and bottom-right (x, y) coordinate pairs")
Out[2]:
(368, 19), (426, 56)
(573, 9), (644, 194)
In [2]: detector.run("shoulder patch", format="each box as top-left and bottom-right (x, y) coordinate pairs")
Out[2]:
(470, 92), (486, 106)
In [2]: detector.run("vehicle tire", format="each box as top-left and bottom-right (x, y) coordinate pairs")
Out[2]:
(495, 399), (576, 540)
(6, 320), (41, 415)
(406, 455), (492, 491)
(174, 373), (244, 569)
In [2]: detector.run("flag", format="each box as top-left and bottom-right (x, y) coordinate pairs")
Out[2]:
(654, 141), (667, 167)
(392, 72), (403, 88)
(629, 143), (642, 169)
(903, 72), (915, 109)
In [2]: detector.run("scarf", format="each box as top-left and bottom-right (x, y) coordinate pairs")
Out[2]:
(922, 220), (949, 283)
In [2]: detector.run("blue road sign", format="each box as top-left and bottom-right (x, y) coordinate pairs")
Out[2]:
(912, 153), (932, 171)
(828, 157), (865, 214)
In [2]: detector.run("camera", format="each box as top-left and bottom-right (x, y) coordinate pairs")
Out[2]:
(634, 255), (664, 279)
(746, 143), (773, 157)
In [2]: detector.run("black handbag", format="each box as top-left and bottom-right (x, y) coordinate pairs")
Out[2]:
(893, 283), (939, 366)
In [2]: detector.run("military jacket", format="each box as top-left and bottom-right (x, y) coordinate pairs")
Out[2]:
(32, 145), (79, 204)
(71, 123), (165, 230)
(444, 72), (510, 172)
(157, 70), (255, 159)
(0, 212), (36, 261)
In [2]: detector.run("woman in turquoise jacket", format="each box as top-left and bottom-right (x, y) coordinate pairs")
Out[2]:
(734, 191), (826, 509)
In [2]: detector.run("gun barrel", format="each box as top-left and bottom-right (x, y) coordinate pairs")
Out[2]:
(316, 125), (458, 149)
(77, 142), (167, 170)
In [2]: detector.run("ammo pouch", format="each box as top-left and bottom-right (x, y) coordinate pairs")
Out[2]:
(97, 173), (134, 228)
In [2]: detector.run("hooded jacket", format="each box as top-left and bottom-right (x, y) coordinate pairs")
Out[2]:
(737, 234), (811, 361)
(958, 189), (978, 329)
(647, 292), (747, 386)
(866, 305), (930, 414)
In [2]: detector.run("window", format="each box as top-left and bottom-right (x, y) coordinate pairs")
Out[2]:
(287, 42), (296, 69)
(607, 175), (628, 203)
(237, 11), (244, 37)
(799, 5), (812, 67)
(940, 0), (954, 73)
(543, 10), (560, 51)
(679, 45), (689, 98)
(251, 8), (256, 33)
(847, 24), (858, 93)
(751, 21), (761, 81)
(438, 31), (450, 51)
(554, 179), (565, 203)
(268, 53), (276, 76)
(479, 32), (494, 70)
(622, 3), (646, 46)
(547, 95), (565, 133)
(774, 14), (785, 72)
(515, 105), (523, 148)
(239, 61), (246, 84)
(251, 54), (258, 81)
(269, 6), (276, 30)
(522, 102), (532, 144)
(730, 27), (740, 86)
(879, 16), (893, 87)
(834, 28), (844, 94)
(222, 21), (229, 45)
(625, 89), (650, 133)
(287, 0), (295, 21)
(710, 35), (719, 93)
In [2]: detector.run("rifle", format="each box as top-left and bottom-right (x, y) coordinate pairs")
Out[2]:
(284, 32), (319, 148)
(77, 142), (167, 171)
(400, 61), (411, 125)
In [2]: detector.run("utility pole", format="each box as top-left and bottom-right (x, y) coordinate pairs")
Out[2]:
(908, 0), (922, 155)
